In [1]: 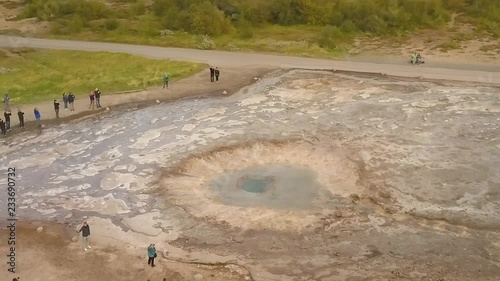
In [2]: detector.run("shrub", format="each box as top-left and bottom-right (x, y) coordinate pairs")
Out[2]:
(195, 35), (216, 50)
(105, 18), (120, 31)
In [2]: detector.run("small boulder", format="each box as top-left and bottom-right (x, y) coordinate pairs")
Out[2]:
(194, 274), (203, 280)
(71, 236), (78, 242)
(105, 107), (110, 111)
(223, 90), (228, 95)
(36, 226), (43, 233)
(156, 100), (160, 104)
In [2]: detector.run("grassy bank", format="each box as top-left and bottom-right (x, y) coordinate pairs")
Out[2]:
(0, 48), (205, 104)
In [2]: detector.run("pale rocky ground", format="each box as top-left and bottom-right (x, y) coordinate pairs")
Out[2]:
(1, 69), (499, 281)
(1, 1), (500, 281)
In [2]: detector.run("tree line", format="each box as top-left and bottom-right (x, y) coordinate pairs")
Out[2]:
(21, 0), (500, 37)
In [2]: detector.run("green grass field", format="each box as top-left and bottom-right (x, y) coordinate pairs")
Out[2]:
(0, 48), (205, 105)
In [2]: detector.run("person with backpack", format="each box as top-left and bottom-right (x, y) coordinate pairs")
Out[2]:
(214, 67), (220, 82)
(94, 88), (102, 108)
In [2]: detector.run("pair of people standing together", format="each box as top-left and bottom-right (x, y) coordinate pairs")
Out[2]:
(89, 88), (102, 109)
(210, 67), (220, 82)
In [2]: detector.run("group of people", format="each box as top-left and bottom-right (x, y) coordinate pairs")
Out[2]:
(1, 88), (103, 136)
(410, 52), (424, 64)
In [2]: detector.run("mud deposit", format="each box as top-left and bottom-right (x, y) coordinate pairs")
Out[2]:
(1, 70), (500, 280)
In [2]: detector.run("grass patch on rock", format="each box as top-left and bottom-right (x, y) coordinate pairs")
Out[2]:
(0, 48), (205, 105)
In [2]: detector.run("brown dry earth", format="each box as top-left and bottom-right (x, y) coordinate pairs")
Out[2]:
(0, 222), (249, 281)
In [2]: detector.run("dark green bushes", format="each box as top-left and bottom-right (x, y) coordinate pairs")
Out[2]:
(21, 0), (500, 40)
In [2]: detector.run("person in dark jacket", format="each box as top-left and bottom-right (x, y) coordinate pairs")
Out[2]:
(147, 244), (157, 267)
(53, 100), (60, 118)
(94, 88), (101, 108)
(63, 93), (68, 110)
(68, 93), (75, 111)
(214, 67), (220, 82)
(17, 109), (24, 128)
(77, 221), (91, 251)
(0, 119), (6, 135)
(209, 67), (215, 82)
(4, 111), (11, 131)
(89, 91), (95, 109)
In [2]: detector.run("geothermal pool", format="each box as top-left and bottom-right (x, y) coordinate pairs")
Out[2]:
(1, 70), (499, 280)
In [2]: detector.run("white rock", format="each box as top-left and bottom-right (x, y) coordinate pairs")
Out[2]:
(36, 226), (43, 233)
(358, 150), (372, 163)
(194, 274), (203, 280)
(71, 236), (78, 242)
(156, 100), (160, 104)
(223, 90), (228, 95)
(105, 107), (110, 111)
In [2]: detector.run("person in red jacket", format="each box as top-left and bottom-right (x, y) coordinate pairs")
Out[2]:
(89, 91), (95, 109)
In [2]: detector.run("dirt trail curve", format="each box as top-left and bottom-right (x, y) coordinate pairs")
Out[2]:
(0, 35), (499, 84)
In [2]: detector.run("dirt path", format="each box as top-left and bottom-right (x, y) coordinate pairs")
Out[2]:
(2, 66), (274, 134)
(0, 35), (499, 84)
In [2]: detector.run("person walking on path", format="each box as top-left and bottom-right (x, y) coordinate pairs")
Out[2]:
(17, 109), (24, 128)
(4, 111), (11, 131)
(163, 73), (169, 89)
(89, 91), (95, 109)
(215, 67), (220, 82)
(147, 244), (157, 267)
(34, 107), (41, 121)
(0, 119), (6, 136)
(4, 93), (10, 111)
(94, 88), (102, 108)
(210, 67), (215, 82)
(63, 93), (68, 110)
(68, 93), (75, 111)
(53, 100), (60, 118)
(77, 221), (91, 251)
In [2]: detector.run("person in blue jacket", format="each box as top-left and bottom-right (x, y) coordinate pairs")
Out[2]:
(147, 244), (157, 267)
(34, 107), (41, 120)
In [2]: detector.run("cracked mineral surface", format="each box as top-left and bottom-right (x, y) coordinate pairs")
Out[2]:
(1, 70), (499, 280)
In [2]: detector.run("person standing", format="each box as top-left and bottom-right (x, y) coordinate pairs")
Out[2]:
(34, 107), (41, 121)
(210, 67), (215, 82)
(68, 93), (75, 111)
(4, 111), (11, 131)
(4, 93), (10, 111)
(163, 73), (169, 89)
(94, 88), (101, 108)
(53, 100), (60, 118)
(147, 244), (157, 267)
(17, 109), (24, 128)
(77, 221), (91, 251)
(63, 93), (68, 110)
(0, 119), (6, 135)
(89, 91), (95, 109)
(214, 67), (220, 82)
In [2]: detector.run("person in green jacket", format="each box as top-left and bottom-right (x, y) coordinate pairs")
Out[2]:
(147, 244), (157, 267)
(163, 73), (169, 89)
